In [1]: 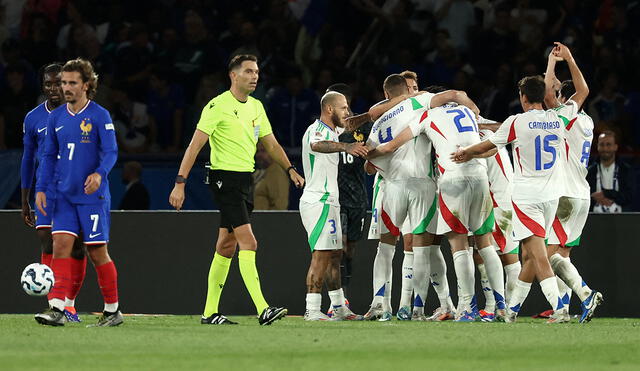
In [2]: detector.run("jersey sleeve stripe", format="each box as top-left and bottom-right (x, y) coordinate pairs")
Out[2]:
(419, 110), (429, 123)
(551, 216), (568, 247)
(438, 193), (468, 234)
(507, 118), (517, 142)
(515, 147), (523, 172)
(566, 117), (577, 131)
(494, 152), (507, 178)
(512, 202), (546, 238)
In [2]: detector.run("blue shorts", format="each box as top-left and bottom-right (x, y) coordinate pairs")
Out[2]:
(35, 191), (56, 229)
(52, 195), (110, 245)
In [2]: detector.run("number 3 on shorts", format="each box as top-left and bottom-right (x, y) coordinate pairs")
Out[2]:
(328, 219), (336, 234)
(90, 214), (99, 232)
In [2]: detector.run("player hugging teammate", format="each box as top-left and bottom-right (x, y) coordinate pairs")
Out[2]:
(299, 42), (603, 324)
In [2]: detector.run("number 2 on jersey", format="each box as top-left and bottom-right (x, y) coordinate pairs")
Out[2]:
(534, 134), (558, 170)
(446, 108), (478, 133)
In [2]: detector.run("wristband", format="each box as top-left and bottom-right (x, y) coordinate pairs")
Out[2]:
(176, 175), (187, 184)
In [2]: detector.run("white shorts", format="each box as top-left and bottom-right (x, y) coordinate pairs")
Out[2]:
(300, 200), (342, 251)
(492, 207), (518, 254)
(511, 199), (559, 242)
(381, 178), (437, 237)
(368, 175), (387, 239)
(547, 197), (589, 247)
(437, 176), (494, 235)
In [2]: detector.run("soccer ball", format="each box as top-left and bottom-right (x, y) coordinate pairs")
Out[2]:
(21, 263), (55, 296)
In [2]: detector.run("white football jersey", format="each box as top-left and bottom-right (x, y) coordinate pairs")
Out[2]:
(480, 128), (514, 210)
(551, 100), (593, 200)
(409, 103), (486, 179)
(489, 109), (566, 204)
(301, 119), (340, 206)
(367, 92), (436, 181)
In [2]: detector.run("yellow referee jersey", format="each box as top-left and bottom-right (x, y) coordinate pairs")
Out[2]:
(197, 91), (273, 172)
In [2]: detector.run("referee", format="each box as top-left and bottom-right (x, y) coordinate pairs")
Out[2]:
(169, 54), (304, 325)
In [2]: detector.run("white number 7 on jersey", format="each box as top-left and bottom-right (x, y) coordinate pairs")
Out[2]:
(67, 143), (75, 160)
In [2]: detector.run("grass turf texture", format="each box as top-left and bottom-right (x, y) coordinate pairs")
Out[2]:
(1, 315), (639, 370)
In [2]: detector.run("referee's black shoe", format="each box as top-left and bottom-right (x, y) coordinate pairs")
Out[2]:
(258, 306), (287, 325)
(201, 313), (238, 325)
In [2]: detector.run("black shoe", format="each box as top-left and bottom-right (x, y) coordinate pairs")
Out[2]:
(35, 307), (66, 326)
(258, 306), (287, 326)
(87, 310), (124, 327)
(201, 313), (238, 325)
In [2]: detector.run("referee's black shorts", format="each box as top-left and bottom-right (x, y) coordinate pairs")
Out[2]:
(209, 170), (254, 232)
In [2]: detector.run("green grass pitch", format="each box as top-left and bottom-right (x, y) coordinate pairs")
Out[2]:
(1, 315), (639, 370)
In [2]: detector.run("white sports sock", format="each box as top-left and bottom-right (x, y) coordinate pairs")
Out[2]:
(478, 246), (506, 309)
(49, 298), (65, 312)
(427, 245), (451, 309)
(557, 276), (572, 311)
(306, 293), (321, 312)
(104, 302), (118, 313)
(539, 277), (563, 311)
(411, 246), (430, 313)
(453, 249), (474, 311)
(65, 297), (75, 308)
(399, 251), (414, 308)
(549, 253), (591, 301)
(507, 279), (531, 313)
(328, 289), (346, 309)
(372, 243), (395, 307)
(477, 263), (495, 312)
(503, 261), (521, 303)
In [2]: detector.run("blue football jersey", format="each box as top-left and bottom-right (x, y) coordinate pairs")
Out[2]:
(36, 100), (118, 204)
(21, 102), (54, 191)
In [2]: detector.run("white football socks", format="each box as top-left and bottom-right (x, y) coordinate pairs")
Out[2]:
(507, 279), (531, 313)
(503, 261), (521, 303)
(539, 276), (564, 311)
(557, 276), (572, 310)
(549, 253), (591, 301)
(306, 293), (321, 312)
(428, 245), (452, 310)
(478, 246), (506, 309)
(453, 249), (475, 311)
(412, 246), (430, 314)
(477, 263), (496, 312)
(328, 288), (346, 309)
(399, 251), (414, 308)
(372, 243), (395, 308)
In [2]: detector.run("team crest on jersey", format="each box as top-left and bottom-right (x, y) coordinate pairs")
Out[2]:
(80, 118), (93, 143)
(353, 131), (364, 142)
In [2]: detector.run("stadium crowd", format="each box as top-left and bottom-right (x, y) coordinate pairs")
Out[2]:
(0, 0), (638, 152)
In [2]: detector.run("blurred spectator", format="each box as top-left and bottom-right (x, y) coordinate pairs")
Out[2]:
(427, 0), (475, 52)
(114, 23), (153, 100)
(174, 10), (224, 100)
(0, 63), (36, 149)
(119, 161), (150, 210)
(266, 69), (319, 148)
(253, 142), (289, 210)
(21, 13), (57, 71)
(588, 71), (626, 131)
(588, 131), (634, 213)
(146, 66), (185, 152)
(56, 1), (99, 60)
(110, 83), (156, 153)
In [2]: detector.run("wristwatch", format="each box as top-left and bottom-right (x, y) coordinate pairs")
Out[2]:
(176, 175), (187, 184)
